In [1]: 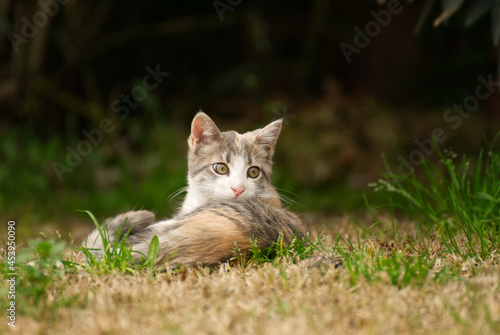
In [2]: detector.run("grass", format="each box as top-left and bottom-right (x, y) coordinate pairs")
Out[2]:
(233, 233), (323, 268)
(370, 139), (500, 260)
(78, 210), (160, 275)
(1, 141), (500, 334)
(334, 239), (436, 287)
(2, 218), (500, 334)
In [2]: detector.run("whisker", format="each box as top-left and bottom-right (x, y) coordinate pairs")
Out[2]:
(279, 194), (304, 207)
(274, 187), (301, 198)
(258, 192), (305, 208)
(167, 186), (189, 203)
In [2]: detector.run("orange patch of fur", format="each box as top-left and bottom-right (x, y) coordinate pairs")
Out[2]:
(157, 211), (252, 266)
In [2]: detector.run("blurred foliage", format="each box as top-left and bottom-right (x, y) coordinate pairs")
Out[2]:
(383, 0), (500, 43)
(1, 0), (498, 127)
(391, 0), (500, 76)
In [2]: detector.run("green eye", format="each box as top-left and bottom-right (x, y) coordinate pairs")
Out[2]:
(213, 163), (229, 175)
(247, 166), (260, 178)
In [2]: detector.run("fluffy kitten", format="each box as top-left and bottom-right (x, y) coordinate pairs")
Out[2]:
(84, 112), (306, 267)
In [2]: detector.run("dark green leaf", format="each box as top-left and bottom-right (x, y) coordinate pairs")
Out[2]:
(435, 0), (466, 27)
(147, 235), (159, 265)
(492, 0), (500, 46)
(464, 0), (492, 27)
(414, 0), (437, 35)
(497, 48), (500, 81)
(441, 0), (466, 12)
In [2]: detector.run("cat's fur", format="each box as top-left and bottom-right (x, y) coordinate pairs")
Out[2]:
(84, 112), (306, 267)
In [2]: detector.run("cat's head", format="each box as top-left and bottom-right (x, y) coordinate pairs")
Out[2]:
(185, 112), (282, 209)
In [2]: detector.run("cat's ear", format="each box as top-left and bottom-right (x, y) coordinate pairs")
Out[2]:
(253, 119), (282, 156)
(189, 111), (221, 148)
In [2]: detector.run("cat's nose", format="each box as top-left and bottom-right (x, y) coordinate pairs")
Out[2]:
(231, 186), (245, 198)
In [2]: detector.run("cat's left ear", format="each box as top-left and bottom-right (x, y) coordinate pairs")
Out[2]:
(253, 119), (283, 156)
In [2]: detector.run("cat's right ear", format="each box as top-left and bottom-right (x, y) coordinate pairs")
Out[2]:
(189, 111), (221, 148)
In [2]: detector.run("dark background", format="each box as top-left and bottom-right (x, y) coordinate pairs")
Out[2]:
(1, 0), (499, 240)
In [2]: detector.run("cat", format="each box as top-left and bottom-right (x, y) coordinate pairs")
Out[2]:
(84, 112), (306, 267)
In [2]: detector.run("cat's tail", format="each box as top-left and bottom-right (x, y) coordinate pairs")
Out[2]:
(82, 210), (156, 257)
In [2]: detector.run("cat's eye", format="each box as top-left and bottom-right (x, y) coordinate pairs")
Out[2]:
(247, 166), (260, 178)
(213, 163), (229, 175)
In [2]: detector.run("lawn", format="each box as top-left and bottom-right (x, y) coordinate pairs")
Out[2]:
(1, 215), (499, 335)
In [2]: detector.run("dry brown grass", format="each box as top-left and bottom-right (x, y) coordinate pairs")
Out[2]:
(3, 215), (500, 335)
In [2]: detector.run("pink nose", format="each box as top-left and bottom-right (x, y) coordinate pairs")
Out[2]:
(231, 186), (245, 198)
